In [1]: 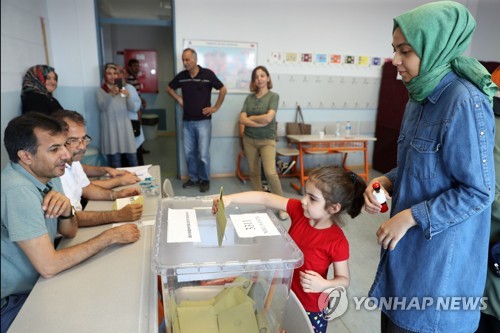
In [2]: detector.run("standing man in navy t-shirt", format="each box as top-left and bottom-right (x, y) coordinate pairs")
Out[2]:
(166, 48), (227, 193)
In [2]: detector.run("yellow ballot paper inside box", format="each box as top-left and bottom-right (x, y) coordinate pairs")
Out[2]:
(213, 286), (254, 314)
(113, 195), (143, 210)
(232, 276), (254, 295)
(175, 286), (258, 333)
(218, 300), (259, 333)
(178, 298), (215, 307)
(216, 186), (227, 246)
(177, 304), (218, 333)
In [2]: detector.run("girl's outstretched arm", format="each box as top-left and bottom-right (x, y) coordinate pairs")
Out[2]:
(212, 191), (289, 214)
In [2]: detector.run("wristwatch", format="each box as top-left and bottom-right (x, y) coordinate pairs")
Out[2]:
(59, 205), (76, 219)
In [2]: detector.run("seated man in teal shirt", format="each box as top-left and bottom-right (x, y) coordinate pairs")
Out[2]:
(0, 113), (141, 332)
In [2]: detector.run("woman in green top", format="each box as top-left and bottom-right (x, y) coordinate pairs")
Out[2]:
(240, 66), (288, 220)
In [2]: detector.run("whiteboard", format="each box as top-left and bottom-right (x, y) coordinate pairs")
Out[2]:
(183, 39), (258, 93)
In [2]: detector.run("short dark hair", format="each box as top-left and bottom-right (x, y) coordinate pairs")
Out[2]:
(128, 59), (139, 67)
(4, 113), (67, 163)
(52, 109), (86, 126)
(183, 48), (197, 61)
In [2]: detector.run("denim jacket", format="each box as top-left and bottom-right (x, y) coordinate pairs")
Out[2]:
(369, 72), (495, 333)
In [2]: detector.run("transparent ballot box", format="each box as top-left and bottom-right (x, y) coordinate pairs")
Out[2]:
(152, 197), (304, 333)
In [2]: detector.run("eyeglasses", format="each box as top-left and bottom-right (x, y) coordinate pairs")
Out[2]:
(65, 135), (92, 147)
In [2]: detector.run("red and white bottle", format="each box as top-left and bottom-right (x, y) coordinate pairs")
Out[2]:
(372, 182), (388, 213)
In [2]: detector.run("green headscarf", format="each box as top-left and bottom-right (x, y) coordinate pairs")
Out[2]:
(394, 1), (497, 104)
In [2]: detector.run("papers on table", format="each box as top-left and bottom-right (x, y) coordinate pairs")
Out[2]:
(117, 164), (152, 180)
(229, 213), (280, 238)
(113, 195), (143, 210)
(112, 219), (155, 228)
(167, 209), (201, 243)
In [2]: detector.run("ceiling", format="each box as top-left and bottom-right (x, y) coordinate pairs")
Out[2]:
(98, 0), (497, 21)
(99, 0), (172, 20)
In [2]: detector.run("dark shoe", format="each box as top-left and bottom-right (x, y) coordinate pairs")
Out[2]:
(200, 181), (210, 193)
(183, 179), (199, 188)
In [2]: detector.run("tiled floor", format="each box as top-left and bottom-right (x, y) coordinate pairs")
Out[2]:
(145, 134), (384, 332)
(142, 135), (178, 178)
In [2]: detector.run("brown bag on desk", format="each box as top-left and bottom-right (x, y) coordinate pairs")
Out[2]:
(286, 105), (311, 135)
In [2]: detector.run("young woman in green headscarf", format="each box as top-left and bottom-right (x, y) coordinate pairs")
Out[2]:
(363, 2), (498, 332)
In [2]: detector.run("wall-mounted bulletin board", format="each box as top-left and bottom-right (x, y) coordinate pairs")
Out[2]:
(183, 39), (257, 93)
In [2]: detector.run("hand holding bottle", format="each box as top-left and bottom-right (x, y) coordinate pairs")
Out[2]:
(363, 178), (392, 214)
(372, 182), (388, 213)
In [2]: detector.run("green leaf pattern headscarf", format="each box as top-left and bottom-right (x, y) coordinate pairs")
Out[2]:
(393, 1), (497, 104)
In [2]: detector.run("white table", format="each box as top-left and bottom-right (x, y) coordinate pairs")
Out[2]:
(84, 165), (161, 217)
(8, 165), (162, 333)
(287, 135), (377, 193)
(9, 222), (158, 333)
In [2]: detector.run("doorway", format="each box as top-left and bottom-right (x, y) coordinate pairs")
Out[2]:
(96, 0), (177, 178)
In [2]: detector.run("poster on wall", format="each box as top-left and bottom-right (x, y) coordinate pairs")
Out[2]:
(183, 39), (257, 93)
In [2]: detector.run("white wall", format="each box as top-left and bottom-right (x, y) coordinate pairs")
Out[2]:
(1, 0), (50, 167)
(45, 0), (101, 146)
(470, 1), (500, 61)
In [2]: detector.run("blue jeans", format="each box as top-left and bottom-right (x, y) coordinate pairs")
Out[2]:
(107, 153), (138, 168)
(183, 119), (211, 182)
(1, 294), (29, 333)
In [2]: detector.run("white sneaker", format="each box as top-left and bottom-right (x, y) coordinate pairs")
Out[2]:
(281, 160), (296, 175)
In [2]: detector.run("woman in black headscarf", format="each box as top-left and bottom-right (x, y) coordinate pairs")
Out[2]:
(21, 65), (63, 114)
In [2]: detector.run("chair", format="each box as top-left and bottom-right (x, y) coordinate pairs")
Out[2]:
(322, 123), (351, 168)
(237, 123), (299, 183)
(276, 123), (300, 178)
(162, 178), (175, 198)
(236, 150), (250, 183)
(282, 290), (314, 333)
(276, 147), (299, 178)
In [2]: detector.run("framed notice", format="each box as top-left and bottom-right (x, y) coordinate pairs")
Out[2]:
(184, 39), (258, 93)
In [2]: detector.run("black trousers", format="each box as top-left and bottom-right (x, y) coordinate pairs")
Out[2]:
(475, 312), (500, 333)
(381, 312), (416, 333)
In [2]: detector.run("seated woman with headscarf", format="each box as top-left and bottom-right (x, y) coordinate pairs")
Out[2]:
(21, 65), (63, 114)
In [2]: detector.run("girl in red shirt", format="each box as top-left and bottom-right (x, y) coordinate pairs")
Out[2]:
(213, 166), (366, 332)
